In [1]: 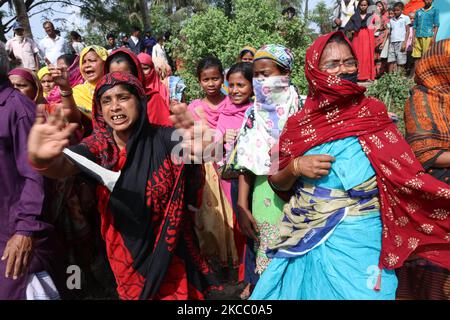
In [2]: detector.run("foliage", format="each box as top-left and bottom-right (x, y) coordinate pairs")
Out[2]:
(310, 0), (334, 35)
(170, 0), (313, 101)
(366, 71), (414, 134)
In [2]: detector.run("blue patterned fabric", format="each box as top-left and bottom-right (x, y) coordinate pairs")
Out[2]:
(249, 137), (398, 300)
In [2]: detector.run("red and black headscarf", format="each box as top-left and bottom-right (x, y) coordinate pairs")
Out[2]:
(70, 72), (218, 299)
(105, 48), (146, 87)
(273, 32), (450, 271)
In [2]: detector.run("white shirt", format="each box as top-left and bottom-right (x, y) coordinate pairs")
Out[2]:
(152, 43), (168, 63)
(39, 35), (71, 64)
(389, 14), (411, 42)
(130, 36), (139, 46)
(5, 36), (39, 70)
(72, 41), (85, 55)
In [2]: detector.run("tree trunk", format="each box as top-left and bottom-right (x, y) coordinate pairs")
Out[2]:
(304, 0), (309, 20)
(139, 0), (150, 32)
(12, 0), (33, 39)
(224, 0), (232, 17)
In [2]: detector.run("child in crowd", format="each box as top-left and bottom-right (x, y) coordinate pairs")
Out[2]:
(411, 0), (439, 73)
(346, 0), (376, 81)
(188, 57), (242, 278)
(386, 2), (411, 73)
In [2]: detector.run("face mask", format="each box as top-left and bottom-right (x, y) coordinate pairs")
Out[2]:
(338, 72), (358, 84)
(252, 75), (291, 105)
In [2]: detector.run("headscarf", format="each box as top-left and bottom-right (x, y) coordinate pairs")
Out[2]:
(272, 31), (450, 272)
(405, 39), (450, 182)
(79, 45), (109, 79)
(254, 44), (294, 71)
(8, 67), (45, 104)
(105, 48), (145, 87)
(68, 72), (218, 299)
(137, 52), (169, 106)
(46, 55), (84, 105)
(37, 66), (50, 81)
(72, 45), (108, 118)
(239, 46), (257, 58)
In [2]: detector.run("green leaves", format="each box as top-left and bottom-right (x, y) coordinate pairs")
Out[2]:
(366, 71), (414, 135)
(170, 0), (313, 101)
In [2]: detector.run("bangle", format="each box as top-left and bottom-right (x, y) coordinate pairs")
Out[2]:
(28, 158), (50, 172)
(292, 157), (301, 177)
(59, 88), (73, 97)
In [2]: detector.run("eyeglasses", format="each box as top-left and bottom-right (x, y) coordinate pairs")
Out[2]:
(320, 59), (358, 73)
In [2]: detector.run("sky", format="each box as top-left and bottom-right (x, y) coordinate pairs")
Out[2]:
(4, 0), (334, 42)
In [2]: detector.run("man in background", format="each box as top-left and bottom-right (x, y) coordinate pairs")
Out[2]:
(5, 21), (40, 71)
(39, 21), (71, 64)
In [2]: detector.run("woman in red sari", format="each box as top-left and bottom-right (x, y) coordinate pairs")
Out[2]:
(250, 31), (449, 300)
(27, 72), (220, 300)
(345, 0), (376, 81)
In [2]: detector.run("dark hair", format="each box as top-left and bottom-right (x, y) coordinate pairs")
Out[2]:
(358, 0), (370, 6)
(132, 26), (141, 33)
(226, 62), (253, 83)
(196, 56), (224, 79)
(43, 21), (54, 28)
(393, 2), (404, 9)
(239, 50), (255, 59)
(282, 7), (296, 15)
(106, 33), (115, 40)
(70, 31), (82, 41)
(107, 52), (138, 77)
(57, 54), (77, 67)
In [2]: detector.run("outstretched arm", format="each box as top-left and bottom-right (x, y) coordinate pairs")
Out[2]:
(28, 108), (81, 179)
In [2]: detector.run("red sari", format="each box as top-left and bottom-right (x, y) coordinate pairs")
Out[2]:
(69, 72), (221, 299)
(272, 32), (450, 274)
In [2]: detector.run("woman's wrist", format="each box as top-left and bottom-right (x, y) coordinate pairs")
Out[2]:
(290, 157), (302, 177)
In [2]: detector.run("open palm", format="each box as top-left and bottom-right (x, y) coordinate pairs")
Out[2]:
(28, 111), (78, 163)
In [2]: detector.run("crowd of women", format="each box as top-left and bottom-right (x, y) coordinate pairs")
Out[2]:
(0, 28), (449, 300)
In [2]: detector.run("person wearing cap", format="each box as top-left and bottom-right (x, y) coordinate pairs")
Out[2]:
(38, 21), (71, 65)
(5, 21), (40, 71)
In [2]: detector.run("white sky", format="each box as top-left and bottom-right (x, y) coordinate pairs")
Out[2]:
(4, 0), (334, 42)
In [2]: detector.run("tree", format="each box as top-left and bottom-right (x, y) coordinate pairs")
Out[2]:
(170, 0), (313, 101)
(310, 0), (333, 35)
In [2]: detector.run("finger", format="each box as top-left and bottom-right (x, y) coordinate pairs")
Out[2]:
(1, 247), (9, 262)
(318, 162), (332, 170)
(45, 58), (51, 66)
(35, 109), (46, 125)
(13, 252), (24, 279)
(316, 154), (336, 163)
(316, 169), (330, 176)
(5, 252), (16, 278)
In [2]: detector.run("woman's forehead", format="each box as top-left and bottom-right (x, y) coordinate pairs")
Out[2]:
(320, 42), (354, 61)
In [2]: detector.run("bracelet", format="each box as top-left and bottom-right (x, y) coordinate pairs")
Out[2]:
(292, 157), (301, 177)
(28, 158), (50, 172)
(28, 158), (53, 172)
(59, 88), (73, 97)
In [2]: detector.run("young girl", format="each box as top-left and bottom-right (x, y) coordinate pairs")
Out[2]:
(345, 0), (376, 81)
(374, 1), (390, 77)
(188, 57), (242, 276)
(232, 45), (301, 299)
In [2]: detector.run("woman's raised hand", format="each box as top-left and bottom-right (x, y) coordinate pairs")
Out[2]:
(48, 64), (70, 90)
(291, 154), (335, 180)
(170, 102), (213, 163)
(28, 107), (78, 165)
